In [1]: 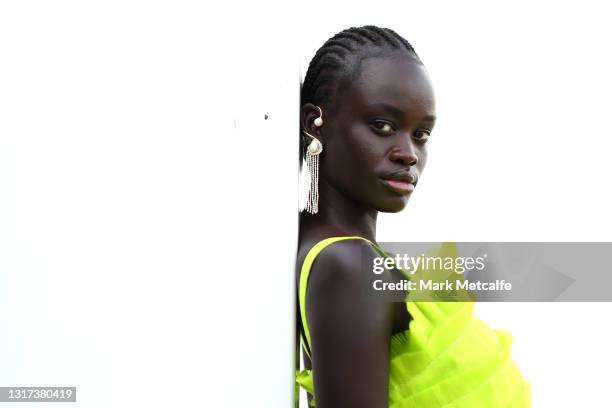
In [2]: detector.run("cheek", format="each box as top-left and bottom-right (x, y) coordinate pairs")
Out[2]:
(416, 145), (428, 170)
(347, 141), (380, 169)
(332, 125), (379, 164)
(344, 124), (384, 164)
(322, 127), (382, 184)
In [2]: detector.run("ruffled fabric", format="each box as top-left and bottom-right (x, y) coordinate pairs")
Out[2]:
(296, 239), (531, 407)
(387, 301), (531, 407)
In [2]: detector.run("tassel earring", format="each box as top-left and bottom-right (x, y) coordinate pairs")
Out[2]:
(301, 107), (324, 214)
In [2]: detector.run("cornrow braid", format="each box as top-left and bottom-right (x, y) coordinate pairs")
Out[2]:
(301, 25), (421, 110)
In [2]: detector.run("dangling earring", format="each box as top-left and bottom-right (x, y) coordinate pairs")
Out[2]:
(301, 107), (324, 214)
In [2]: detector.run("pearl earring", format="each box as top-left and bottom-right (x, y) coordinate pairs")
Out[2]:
(314, 106), (324, 127)
(301, 106), (324, 214)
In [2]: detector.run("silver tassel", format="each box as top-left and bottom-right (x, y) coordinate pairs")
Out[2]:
(303, 136), (323, 214)
(305, 152), (319, 214)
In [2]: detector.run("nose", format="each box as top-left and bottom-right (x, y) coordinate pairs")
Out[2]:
(388, 138), (418, 167)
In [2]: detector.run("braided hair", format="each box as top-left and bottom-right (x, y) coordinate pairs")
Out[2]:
(301, 25), (422, 112)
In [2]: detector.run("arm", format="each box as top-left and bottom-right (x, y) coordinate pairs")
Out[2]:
(306, 239), (393, 408)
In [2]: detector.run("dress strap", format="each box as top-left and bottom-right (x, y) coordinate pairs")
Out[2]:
(298, 236), (389, 359)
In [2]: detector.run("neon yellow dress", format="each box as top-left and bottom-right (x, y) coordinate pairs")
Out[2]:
(296, 236), (531, 407)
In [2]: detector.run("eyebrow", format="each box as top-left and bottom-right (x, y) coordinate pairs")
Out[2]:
(421, 114), (436, 123)
(366, 102), (436, 123)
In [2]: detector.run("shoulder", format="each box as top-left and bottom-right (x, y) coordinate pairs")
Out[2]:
(305, 238), (393, 333)
(306, 238), (379, 290)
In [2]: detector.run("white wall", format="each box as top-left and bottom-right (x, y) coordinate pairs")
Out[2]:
(1, 1), (610, 408)
(0, 2), (297, 407)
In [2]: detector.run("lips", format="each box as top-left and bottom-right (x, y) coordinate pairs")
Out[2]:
(382, 179), (415, 194)
(380, 171), (418, 196)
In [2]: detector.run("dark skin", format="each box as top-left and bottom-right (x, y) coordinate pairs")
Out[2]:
(297, 51), (436, 408)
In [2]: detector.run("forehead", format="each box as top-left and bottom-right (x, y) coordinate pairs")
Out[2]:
(337, 54), (435, 115)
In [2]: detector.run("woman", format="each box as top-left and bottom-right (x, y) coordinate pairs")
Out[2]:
(295, 26), (531, 407)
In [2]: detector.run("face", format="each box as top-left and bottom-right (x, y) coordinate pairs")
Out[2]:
(319, 52), (436, 212)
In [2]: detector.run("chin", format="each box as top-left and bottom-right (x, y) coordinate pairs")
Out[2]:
(376, 197), (409, 213)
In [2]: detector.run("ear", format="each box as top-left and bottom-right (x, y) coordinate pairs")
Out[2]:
(300, 103), (324, 140)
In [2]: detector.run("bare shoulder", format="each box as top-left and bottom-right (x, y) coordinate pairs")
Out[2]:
(304, 238), (394, 407)
(305, 238), (394, 344)
(306, 238), (378, 290)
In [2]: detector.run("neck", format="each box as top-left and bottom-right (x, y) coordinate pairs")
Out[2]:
(299, 178), (378, 242)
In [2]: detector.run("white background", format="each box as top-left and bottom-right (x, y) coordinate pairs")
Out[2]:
(1, 1), (611, 407)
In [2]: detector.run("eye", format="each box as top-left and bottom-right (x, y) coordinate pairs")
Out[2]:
(371, 120), (395, 135)
(413, 129), (432, 143)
